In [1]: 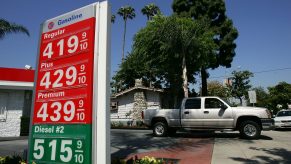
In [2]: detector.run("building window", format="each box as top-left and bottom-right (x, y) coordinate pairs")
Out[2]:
(0, 93), (8, 121)
(111, 101), (118, 111)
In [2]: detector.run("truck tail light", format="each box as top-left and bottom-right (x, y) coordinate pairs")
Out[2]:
(141, 111), (144, 119)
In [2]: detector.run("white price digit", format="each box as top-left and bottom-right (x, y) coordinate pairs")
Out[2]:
(66, 66), (77, 85)
(77, 112), (85, 121)
(52, 69), (64, 88)
(64, 101), (75, 121)
(57, 39), (64, 56)
(37, 103), (48, 121)
(74, 154), (84, 163)
(82, 32), (87, 39)
(49, 140), (57, 160)
(43, 42), (54, 58)
(78, 76), (86, 84)
(40, 72), (51, 89)
(80, 65), (85, 72)
(60, 140), (73, 162)
(79, 100), (84, 107)
(77, 140), (83, 149)
(50, 102), (61, 122)
(33, 139), (45, 160)
(68, 35), (78, 53)
(80, 42), (88, 50)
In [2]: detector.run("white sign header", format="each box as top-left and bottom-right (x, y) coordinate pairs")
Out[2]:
(42, 4), (95, 33)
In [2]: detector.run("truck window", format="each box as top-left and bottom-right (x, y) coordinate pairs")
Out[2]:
(205, 98), (224, 109)
(185, 98), (201, 109)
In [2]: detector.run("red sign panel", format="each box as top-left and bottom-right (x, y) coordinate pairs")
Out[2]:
(33, 18), (95, 125)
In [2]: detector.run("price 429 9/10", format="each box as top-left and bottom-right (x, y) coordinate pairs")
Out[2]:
(37, 100), (85, 122)
(40, 65), (86, 89)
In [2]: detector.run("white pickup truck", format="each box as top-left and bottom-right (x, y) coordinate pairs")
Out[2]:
(142, 96), (274, 139)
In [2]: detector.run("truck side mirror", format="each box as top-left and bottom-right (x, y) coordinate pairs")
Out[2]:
(221, 104), (228, 110)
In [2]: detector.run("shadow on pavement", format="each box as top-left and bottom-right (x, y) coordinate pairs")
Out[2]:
(171, 130), (273, 140)
(274, 128), (291, 131)
(230, 147), (291, 164)
(111, 131), (214, 159)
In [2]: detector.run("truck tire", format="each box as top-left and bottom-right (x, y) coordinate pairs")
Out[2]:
(153, 122), (167, 137)
(239, 120), (261, 139)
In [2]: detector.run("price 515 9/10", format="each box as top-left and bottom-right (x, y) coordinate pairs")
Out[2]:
(42, 32), (88, 59)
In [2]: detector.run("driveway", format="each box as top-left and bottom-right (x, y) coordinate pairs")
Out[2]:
(1, 129), (291, 163)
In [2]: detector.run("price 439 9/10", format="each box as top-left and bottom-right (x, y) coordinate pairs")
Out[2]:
(37, 99), (85, 122)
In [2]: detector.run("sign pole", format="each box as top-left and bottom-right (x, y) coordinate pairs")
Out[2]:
(93, 1), (111, 164)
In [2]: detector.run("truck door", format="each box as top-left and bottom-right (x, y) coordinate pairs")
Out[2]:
(203, 98), (233, 128)
(181, 98), (204, 127)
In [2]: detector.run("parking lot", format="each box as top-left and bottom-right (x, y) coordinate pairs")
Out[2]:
(1, 129), (291, 163)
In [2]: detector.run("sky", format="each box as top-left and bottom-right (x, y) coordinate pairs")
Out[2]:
(0, 0), (290, 90)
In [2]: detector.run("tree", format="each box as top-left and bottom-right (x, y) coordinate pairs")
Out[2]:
(113, 15), (216, 106)
(111, 15), (116, 23)
(141, 3), (161, 20)
(207, 80), (229, 98)
(252, 87), (269, 108)
(267, 82), (291, 114)
(0, 18), (29, 39)
(227, 70), (253, 105)
(172, 0), (238, 96)
(117, 6), (136, 62)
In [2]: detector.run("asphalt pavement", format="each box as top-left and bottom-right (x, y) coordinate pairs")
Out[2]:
(1, 129), (291, 163)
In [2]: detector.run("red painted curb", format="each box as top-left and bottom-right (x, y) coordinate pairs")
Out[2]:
(126, 138), (214, 164)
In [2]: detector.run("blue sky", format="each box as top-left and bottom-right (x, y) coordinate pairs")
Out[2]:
(0, 0), (290, 90)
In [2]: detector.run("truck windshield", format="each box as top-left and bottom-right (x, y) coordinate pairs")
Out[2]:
(276, 111), (291, 117)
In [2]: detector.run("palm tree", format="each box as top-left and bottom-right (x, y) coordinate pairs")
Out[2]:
(111, 15), (116, 23)
(117, 6), (135, 62)
(0, 18), (29, 39)
(141, 3), (161, 20)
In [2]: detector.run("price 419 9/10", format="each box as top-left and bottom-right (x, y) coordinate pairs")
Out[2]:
(42, 32), (89, 59)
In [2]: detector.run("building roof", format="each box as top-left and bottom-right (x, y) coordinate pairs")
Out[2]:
(0, 67), (35, 90)
(112, 86), (163, 98)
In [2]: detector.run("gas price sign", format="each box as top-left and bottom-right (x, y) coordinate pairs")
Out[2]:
(28, 3), (110, 164)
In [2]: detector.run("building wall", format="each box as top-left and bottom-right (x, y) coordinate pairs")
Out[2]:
(0, 90), (25, 137)
(111, 92), (134, 119)
(110, 90), (162, 120)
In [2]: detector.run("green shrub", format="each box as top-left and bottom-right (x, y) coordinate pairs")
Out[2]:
(136, 121), (144, 127)
(0, 155), (24, 164)
(111, 121), (124, 128)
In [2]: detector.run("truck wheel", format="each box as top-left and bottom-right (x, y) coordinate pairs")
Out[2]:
(239, 120), (261, 139)
(153, 122), (167, 137)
